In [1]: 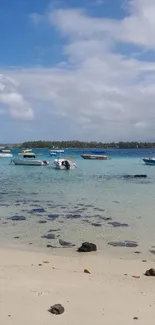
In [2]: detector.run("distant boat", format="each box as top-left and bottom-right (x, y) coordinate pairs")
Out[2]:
(50, 149), (64, 155)
(18, 149), (36, 158)
(50, 149), (65, 157)
(90, 150), (105, 154)
(81, 154), (109, 160)
(0, 147), (13, 158)
(143, 158), (155, 165)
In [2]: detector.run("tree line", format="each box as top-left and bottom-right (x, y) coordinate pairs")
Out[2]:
(12, 140), (155, 149)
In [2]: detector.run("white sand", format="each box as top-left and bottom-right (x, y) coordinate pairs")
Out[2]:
(1, 247), (155, 325)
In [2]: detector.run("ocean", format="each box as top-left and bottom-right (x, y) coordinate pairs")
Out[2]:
(0, 148), (155, 257)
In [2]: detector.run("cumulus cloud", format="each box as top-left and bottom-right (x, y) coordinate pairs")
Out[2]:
(50, 0), (155, 50)
(2, 0), (155, 141)
(0, 74), (34, 120)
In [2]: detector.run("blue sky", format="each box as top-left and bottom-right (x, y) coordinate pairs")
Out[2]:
(0, 0), (126, 67)
(1, 0), (155, 143)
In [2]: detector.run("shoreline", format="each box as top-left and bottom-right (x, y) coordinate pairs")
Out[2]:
(1, 246), (155, 324)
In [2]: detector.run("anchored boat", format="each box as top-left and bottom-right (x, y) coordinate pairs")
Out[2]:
(54, 156), (77, 169)
(18, 149), (35, 157)
(50, 149), (64, 156)
(0, 147), (13, 158)
(143, 158), (155, 165)
(81, 153), (109, 160)
(12, 154), (49, 166)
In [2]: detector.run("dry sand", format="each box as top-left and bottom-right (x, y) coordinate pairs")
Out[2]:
(1, 247), (155, 325)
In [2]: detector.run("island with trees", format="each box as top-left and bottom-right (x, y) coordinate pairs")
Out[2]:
(10, 140), (155, 149)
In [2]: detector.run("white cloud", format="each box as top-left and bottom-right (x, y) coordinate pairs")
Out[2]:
(49, 1), (155, 49)
(0, 74), (34, 120)
(2, 0), (155, 141)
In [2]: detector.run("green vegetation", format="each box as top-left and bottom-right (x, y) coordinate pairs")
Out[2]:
(14, 140), (155, 149)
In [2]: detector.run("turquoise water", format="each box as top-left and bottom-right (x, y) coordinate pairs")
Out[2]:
(0, 148), (155, 256)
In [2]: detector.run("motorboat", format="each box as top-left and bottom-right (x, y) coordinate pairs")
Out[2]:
(0, 147), (13, 158)
(50, 149), (64, 156)
(12, 157), (49, 166)
(143, 158), (155, 165)
(18, 149), (35, 156)
(81, 154), (109, 160)
(54, 157), (77, 169)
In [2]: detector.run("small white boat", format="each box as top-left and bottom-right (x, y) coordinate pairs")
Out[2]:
(50, 149), (64, 156)
(54, 157), (77, 169)
(12, 158), (49, 166)
(0, 147), (13, 158)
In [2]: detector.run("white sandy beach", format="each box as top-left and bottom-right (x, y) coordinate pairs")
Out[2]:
(1, 247), (155, 325)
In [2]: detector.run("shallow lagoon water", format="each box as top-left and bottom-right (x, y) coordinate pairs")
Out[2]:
(0, 148), (155, 257)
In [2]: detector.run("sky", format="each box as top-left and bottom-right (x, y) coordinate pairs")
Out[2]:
(1, 0), (155, 143)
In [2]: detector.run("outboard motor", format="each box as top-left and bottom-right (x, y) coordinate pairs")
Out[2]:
(43, 160), (49, 165)
(64, 160), (70, 170)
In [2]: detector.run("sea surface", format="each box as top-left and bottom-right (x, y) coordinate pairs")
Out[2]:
(0, 148), (155, 258)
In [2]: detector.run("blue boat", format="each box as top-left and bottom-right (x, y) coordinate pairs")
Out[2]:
(143, 158), (155, 165)
(90, 150), (105, 154)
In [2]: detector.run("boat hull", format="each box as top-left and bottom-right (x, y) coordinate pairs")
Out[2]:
(143, 158), (155, 165)
(12, 159), (49, 166)
(81, 154), (109, 160)
(0, 153), (13, 158)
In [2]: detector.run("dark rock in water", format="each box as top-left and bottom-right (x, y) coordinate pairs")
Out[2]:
(42, 234), (56, 239)
(47, 244), (58, 248)
(108, 221), (129, 228)
(123, 174), (147, 179)
(48, 304), (65, 315)
(48, 228), (60, 232)
(59, 239), (75, 247)
(149, 250), (155, 255)
(48, 214), (59, 220)
(108, 241), (126, 247)
(31, 208), (46, 213)
(145, 268), (155, 276)
(38, 220), (47, 224)
(66, 214), (82, 219)
(134, 174), (147, 178)
(78, 242), (97, 252)
(8, 216), (26, 221)
(125, 241), (138, 248)
(108, 241), (138, 248)
(91, 222), (102, 227)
